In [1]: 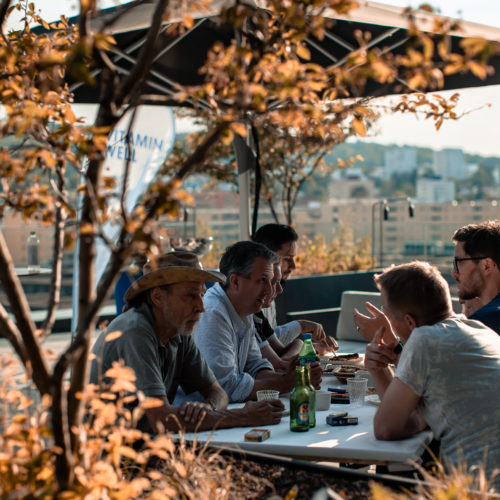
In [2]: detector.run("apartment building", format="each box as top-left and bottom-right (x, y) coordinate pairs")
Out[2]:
(190, 195), (499, 270)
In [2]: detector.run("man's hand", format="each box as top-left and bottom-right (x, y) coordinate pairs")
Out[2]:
(353, 302), (395, 343)
(275, 355), (295, 374)
(364, 327), (399, 374)
(299, 320), (329, 344)
(314, 337), (338, 355)
(243, 399), (285, 425)
(309, 362), (323, 389)
(178, 401), (212, 425)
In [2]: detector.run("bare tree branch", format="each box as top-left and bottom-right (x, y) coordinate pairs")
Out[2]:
(174, 123), (226, 181)
(0, 305), (29, 365)
(41, 166), (66, 339)
(0, 0), (12, 30)
(0, 229), (51, 394)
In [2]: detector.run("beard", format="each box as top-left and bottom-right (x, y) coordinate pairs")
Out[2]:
(179, 315), (201, 335)
(458, 289), (480, 301)
(456, 269), (483, 302)
(457, 281), (482, 301)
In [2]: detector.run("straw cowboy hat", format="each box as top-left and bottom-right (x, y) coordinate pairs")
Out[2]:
(124, 251), (225, 303)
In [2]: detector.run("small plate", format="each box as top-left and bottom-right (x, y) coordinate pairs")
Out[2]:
(366, 394), (381, 406)
(333, 366), (359, 384)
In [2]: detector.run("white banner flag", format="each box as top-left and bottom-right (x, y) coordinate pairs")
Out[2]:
(71, 105), (175, 331)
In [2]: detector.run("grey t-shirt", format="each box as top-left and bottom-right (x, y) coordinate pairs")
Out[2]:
(395, 316), (500, 484)
(90, 302), (216, 403)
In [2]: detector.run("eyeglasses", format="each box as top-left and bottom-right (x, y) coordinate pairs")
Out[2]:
(453, 256), (487, 274)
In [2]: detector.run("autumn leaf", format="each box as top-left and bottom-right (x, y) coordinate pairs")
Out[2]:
(230, 122), (247, 137)
(352, 118), (366, 136)
(105, 330), (123, 342)
(184, 13), (194, 29)
(174, 462), (187, 478)
(143, 397), (165, 409)
(468, 61), (488, 80)
(296, 44), (311, 61)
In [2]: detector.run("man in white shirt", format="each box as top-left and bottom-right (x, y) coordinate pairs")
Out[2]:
(193, 241), (323, 402)
(354, 261), (500, 488)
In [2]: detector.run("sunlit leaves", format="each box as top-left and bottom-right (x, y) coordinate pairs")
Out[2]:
(351, 117), (366, 136)
(393, 92), (462, 130)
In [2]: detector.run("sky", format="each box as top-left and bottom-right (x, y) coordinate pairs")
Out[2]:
(6, 1), (500, 157)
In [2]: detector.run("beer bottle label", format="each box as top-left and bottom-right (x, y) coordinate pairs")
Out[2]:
(297, 402), (309, 423)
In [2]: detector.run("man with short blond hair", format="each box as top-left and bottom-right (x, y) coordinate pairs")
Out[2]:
(354, 261), (500, 487)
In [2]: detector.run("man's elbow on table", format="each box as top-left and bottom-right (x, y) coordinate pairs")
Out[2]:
(374, 417), (402, 441)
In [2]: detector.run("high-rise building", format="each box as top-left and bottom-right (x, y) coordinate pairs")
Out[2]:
(384, 147), (417, 179)
(433, 148), (465, 180)
(416, 177), (455, 203)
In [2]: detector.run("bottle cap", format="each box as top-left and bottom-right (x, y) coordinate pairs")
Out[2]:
(303, 333), (312, 340)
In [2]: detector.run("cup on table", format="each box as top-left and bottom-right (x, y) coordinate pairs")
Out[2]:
(355, 369), (374, 388)
(347, 378), (368, 408)
(315, 390), (331, 411)
(256, 389), (280, 401)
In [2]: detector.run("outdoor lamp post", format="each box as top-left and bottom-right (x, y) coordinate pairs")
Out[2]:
(371, 197), (415, 268)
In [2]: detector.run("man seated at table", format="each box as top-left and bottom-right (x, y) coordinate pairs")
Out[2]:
(354, 261), (500, 486)
(451, 220), (500, 334)
(255, 262), (303, 371)
(193, 241), (323, 402)
(252, 223), (338, 353)
(90, 251), (284, 433)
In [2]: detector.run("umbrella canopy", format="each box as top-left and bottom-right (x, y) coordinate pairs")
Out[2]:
(69, 0), (500, 105)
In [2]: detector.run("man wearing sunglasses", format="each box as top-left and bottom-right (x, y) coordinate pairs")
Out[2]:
(452, 220), (500, 334)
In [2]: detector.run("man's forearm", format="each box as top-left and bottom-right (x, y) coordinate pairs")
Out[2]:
(147, 404), (252, 433)
(371, 366), (394, 398)
(275, 338), (302, 359)
(261, 344), (284, 370)
(203, 388), (229, 411)
(247, 370), (294, 400)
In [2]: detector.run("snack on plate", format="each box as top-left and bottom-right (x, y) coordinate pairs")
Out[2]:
(333, 353), (359, 361)
(333, 365), (359, 384)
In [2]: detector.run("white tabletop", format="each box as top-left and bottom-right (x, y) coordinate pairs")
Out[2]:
(181, 373), (433, 466)
(178, 340), (433, 465)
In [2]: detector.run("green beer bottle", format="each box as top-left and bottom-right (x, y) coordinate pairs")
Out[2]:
(290, 365), (310, 432)
(299, 333), (316, 428)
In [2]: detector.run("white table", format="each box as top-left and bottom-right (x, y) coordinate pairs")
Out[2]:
(182, 385), (433, 466)
(179, 340), (433, 466)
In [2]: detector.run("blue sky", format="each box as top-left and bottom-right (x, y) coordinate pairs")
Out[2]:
(7, 1), (500, 157)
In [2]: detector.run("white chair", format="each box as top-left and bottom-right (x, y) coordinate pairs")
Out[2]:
(336, 291), (382, 343)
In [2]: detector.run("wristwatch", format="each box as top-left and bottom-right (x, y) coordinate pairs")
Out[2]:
(393, 339), (403, 354)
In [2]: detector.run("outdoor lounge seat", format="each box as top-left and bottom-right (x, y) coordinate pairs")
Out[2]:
(336, 291), (382, 344)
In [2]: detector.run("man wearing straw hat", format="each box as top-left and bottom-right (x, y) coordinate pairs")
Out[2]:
(90, 251), (284, 433)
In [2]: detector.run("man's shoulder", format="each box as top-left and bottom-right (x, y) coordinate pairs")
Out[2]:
(108, 306), (148, 327)
(203, 283), (226, 305)
(105, 305), (156, 342)
(475, 293), (500, 315)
